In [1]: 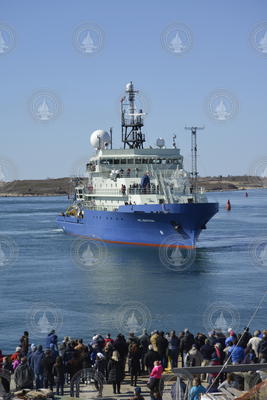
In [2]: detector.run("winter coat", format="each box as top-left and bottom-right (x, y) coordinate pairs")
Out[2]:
(150, 333), (159, 352)
(194, 334), (206, 350)
(46, 333), (58, 349)
(41, 355), (54, 379)
(128, 350), (141, 375)
(31, 350), (45, 375)
(180, 333), (195, 353)
(139, 334), (150, 353)
(144, 350), (160, 369)
(150, 364), (163, 379)
(156, 336), (168, 357)
(14, 363), (34, 389)
(228, 345), (245, 364)
(107, 359), (124, 383)
(67, 358), (82, 379)
(28, 350), (36, 369)
(113, 337), (128, 359)
(185, 348), (203, 367)
(239, 331), (252, 348)
(168, 335), (180, 351)
(52, 364), (65, 383)
(258, 338), (267, 359)
(20, 335), (29, 355)
(200, 343), (213, 360)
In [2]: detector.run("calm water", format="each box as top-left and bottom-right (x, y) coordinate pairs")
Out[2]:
(0, 190), (267, 352)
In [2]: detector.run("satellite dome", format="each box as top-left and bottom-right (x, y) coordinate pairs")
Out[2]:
(125, 82), (134, 92)
(90, 129), (111, 149)
(156, 138), (165, 148)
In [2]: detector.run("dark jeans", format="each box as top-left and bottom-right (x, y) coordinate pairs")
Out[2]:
(35, 374), (43, 389)
(55, 379), (64, 396)
(44, 377), (53, 391)
(112, 382), (121, 394)
(131, 374), (137, 386)
(169, 349), (179, 368)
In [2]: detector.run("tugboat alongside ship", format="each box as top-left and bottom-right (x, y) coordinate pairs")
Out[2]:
(56, 82), (219, 248)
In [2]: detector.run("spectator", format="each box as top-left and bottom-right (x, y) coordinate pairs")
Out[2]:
(107, 350), (124, 394)
(144, 345), (160, 374)
(189, 377), (206, 400)
(52, 356), (65, 396)
(31, 345), (45, 389)
(20, 331), (29, 356)
(248, 330), (262, 358)
(168, 331), (180, 369)
(14, 357), (34, 390)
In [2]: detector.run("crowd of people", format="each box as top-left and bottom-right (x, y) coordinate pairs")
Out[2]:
(0, 326), (266, 399)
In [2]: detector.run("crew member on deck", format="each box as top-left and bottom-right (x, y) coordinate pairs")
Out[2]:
(141, 172), (150, 193)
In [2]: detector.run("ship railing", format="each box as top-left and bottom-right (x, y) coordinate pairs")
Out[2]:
(87, 167), (177, 179)
(82, 202), (118, 212)
(84, 187), (164, 196)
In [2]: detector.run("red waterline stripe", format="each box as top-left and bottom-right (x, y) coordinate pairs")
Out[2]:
(67, 232), (195, 248)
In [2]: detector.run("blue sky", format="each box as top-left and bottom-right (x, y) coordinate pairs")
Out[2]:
(0, 0), (267, 179)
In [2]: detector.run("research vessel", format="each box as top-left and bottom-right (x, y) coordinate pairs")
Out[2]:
(56, 82), (218, 248)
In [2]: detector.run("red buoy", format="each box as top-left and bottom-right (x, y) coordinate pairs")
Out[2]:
(225, 199), (231, 211)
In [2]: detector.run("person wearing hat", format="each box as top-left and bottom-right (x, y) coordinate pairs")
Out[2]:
(11, 346), (22, 361)
(31, 345), (45, 389)
(28, 344), (37, 370)
(107, 350), (124, 394)
(46, 330), (58, 351)
(94, 353), (106, 397)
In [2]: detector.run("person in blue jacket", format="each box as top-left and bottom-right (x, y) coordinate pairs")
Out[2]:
(31, 345), (45, 389)
(46, 330), (58, 351)
(189, 377), (206, 400)
(228, 340), (245, 365)
(141, 172), (150, 192)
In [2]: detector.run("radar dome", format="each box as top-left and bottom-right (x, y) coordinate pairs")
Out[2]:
(125, 82), (134, 92)
(90, 129), (111, 149)
(156, 138), (165, 148)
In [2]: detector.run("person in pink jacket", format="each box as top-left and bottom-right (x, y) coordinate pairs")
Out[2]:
(148, 361), (163, 399)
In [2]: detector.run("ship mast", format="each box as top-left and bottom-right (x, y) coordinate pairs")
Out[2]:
(121, 82), (146, 149)
(185, 126), (204, 201)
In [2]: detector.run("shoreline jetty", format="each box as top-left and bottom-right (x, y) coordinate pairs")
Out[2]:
(0, 176), (266, 197)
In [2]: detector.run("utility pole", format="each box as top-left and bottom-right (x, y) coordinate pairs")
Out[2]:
(184, 126), (204, 202)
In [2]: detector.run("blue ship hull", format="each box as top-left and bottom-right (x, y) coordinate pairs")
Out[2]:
(56, 202), (218, 247)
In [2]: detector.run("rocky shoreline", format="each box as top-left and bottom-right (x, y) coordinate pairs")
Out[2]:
(0, 176), (266, 197)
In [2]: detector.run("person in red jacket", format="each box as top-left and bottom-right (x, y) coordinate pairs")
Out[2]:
(11, 347), (21, 361)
